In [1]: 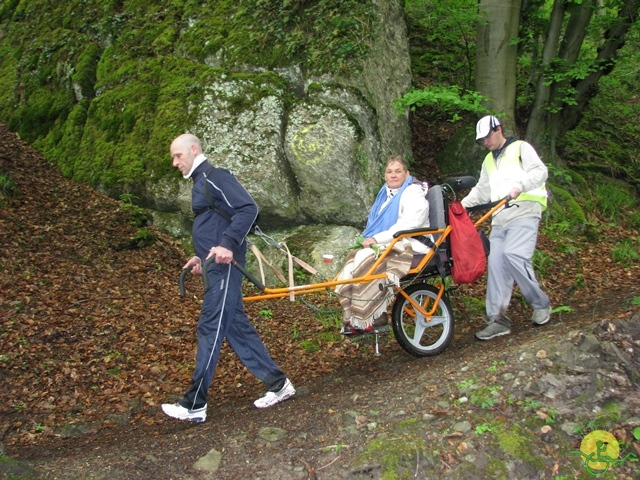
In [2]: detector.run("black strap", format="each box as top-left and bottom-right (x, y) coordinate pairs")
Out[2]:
(194, 169), (258, 234)
(193, 177), (234, 221)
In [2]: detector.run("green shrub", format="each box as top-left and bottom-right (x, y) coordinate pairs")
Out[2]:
(611, 237), (639, 264)
(299, 339), (320, 353)
(545, 184), (586, 230)
(0, 172), (19, 207)
(593, 182), (635, 221)
(119, 194), (149, 227)
(133, 228), (157, 249)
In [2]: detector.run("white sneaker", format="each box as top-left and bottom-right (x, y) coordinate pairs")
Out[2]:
(161, 403), (207, 422)
(532, 306), (551, 325)
(254, 378), (296, 409)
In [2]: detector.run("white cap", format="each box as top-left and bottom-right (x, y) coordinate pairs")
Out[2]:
(476, 115), (501, 140)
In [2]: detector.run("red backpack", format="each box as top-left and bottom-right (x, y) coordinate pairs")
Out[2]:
(448, 200), (487, 284)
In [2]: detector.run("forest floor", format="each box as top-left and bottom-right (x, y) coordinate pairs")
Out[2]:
(1, 123), (640, 479)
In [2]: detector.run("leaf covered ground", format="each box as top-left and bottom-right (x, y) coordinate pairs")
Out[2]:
(1, 123), (640, 479)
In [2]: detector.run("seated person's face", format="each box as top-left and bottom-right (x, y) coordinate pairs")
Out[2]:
(385, 161), (409, 189)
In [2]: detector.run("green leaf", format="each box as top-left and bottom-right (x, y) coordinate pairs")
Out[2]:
(551, 305), (573, 314)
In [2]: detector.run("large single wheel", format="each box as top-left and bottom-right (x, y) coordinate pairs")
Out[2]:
(391, 283), (454, 357)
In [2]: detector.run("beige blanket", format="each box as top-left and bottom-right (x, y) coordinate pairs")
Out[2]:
(335, 240), (414, 329)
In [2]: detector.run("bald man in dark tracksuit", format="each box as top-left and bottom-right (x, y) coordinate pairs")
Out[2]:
(162, 133), (295, 423)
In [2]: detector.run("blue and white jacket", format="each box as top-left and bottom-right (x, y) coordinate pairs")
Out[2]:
(190, 161), (258, 265)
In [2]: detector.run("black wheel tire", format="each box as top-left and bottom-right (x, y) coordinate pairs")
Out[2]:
(391, 283), (454, 357)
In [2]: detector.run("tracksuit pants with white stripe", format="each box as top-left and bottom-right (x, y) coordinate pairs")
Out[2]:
(179, 262), (286, 410)
(486, 216), (550, 326)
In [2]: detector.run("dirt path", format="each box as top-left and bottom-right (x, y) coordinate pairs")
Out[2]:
(8, 289), (640, 480)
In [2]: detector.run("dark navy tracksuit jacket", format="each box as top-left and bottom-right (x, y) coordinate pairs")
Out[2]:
(180, 160), (285, 410)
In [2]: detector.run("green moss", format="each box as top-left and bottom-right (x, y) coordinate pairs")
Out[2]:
(485, 456), (508, 478)
(546, 184), (587, 229)
(359, 434), (428, 480)
(299, 339), (320, 353)
(592, 177), (636, 222)
(72, 42), (101, 100)
(494, 424), (540, 466)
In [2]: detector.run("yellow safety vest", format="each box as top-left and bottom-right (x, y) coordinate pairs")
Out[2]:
(483, 140), (547, 210)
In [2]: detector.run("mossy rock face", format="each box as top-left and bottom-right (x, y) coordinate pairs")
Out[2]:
(284, 100), (374, 225)
(194, 74), (303, 225)
(0, 0), (412, 231)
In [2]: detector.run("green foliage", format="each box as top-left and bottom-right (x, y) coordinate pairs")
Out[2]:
(475, 422), (493, 435)
(551, 305), (573, 314)
(628, 210), (640, 230)
(558, 25), (640, 189)
(533, 250), (554, 277)
(394, 85), (490, 121)
(456, 378), (475, 391)
(0, 172), (19, 207)
(486, 360), (506, 373)
(520, 398), (542, 412)
(544, 184), (587, 234)
(592, 179), (637, 222)
(611, 237), (640, 264)
(632, 296), (640, 306)
(119, 194), (149, 227)
(298, 339), (320, 354)
(315, 310), (342, 331)
(469, 385), (502, 409)
(133, 228), (157, 249)
(459, 296), (485, 317)
(258, 308), (274, 319)
(404, 0), (478, 87)
(316, 331), (340, 343)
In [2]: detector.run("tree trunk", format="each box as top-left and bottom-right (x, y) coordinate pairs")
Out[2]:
(546, 0), (595, 163)
(475, 0), (522, 135)
(555, 0), (640, 138)
(525, 0), (567, 151)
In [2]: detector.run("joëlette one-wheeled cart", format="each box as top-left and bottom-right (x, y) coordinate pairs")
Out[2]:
(180, 176), (508, 357)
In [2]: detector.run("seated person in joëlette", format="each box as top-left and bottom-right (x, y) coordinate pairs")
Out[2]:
(336, 155), (430, 335)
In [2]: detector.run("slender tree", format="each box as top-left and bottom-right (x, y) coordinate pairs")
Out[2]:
(475, 0), (522, 134)
(525, 0), (640, 160)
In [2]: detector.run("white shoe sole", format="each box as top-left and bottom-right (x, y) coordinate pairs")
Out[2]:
(254, 380), (296, 408)
(161, 403), (207, 422)
(475, 329), (511, 341)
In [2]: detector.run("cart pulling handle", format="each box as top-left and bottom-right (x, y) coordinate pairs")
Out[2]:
(179, 255), (266, 297)
(203, 255), (266, 292)
(179, 265), (194, 297)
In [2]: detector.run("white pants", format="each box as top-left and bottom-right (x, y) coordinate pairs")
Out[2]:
(486, 216), (550, 325)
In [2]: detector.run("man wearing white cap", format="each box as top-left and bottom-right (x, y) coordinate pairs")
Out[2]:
(461, 115), (551, 340)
